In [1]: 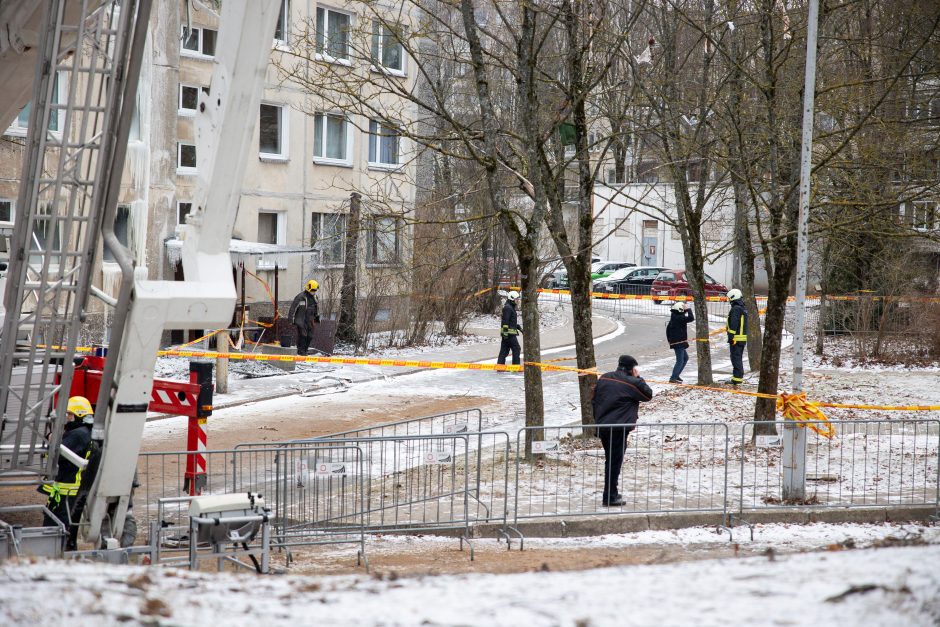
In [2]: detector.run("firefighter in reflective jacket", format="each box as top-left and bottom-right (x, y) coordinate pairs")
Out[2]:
(289, 279), (320, 356)
(38, 396), (93, 547)
(497, 290), (522, 366)
(726, 289), (748, 385)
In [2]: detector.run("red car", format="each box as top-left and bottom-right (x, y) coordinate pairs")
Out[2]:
(651, 270), (728, 304)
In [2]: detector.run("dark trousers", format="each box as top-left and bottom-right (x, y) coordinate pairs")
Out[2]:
(670, 347), (689, 381)
(295, 323), (311, 356)
(42, 493), (76, 548)
(598, 426), (631, 500)
(730, 342), (746, 382)
(497, 335), (521, 365)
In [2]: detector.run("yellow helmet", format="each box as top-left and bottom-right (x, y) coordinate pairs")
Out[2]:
(67, 396), (93, 419)
(305, 279), (319, 292)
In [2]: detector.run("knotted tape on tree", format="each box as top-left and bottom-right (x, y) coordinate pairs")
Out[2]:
(776, 392), (836, 438)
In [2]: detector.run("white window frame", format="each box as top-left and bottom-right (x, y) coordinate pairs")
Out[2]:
(366, 215), (402, 266)
(273, 0), (290, 48)
(0, 199), (14, 224)
(256, 210), (287, 270)
(5, 72), (67, 138)
(311, 211), (346, 266)
(177, 142), (197, 175)
(312, 113), (353, 167)
(367, 120), (402, 170)
(314, 6), (352, 65)
(370, 20), (405, 76)
(180, 26), (217, 59)
(910, 200), (938, 232)
(178, 84), (199, 117)
(259, 102), (289, 161)
(103, 205), (132, 263)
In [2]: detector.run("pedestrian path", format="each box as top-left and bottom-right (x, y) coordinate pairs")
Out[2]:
(166, 307), (618, 415)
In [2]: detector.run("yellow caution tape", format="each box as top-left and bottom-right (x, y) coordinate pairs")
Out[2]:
(776, 392), (836, 438)
(158, 349), (524, 372)
(178, 327), (226, 349)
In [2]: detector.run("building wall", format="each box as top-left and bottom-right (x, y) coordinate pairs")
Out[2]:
(593, 183), (767, 290)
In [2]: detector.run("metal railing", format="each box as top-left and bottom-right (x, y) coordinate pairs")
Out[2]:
(735, 420), (940, 512)
(134, 417), (939, 556)
(513, 423), (730, 524)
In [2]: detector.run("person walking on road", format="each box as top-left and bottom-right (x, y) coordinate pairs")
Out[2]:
(289, 279), (320, 356)
(592, 355), (654, 507)
(497, 290), (523, 367)
(666, 301), (694, 383)
(38, 396), (94, 548)
(726, 288), (748, 385)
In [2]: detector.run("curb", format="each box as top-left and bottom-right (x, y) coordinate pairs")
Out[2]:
(410, 505), (939, 541)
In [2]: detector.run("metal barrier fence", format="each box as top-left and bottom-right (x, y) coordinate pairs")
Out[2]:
(136, 418), (939, 553)
(513, 423), (730, 524)
(138, 445), (366, 560)
(735, 420), (940, 512)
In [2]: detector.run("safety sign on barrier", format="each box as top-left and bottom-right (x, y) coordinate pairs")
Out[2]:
(423, 449), (453, 465)
(444, 422), (468, 434)
(531, 440), (560, 454)
(314, 461), (349, 477)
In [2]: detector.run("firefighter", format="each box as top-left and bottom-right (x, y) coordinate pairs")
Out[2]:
(39, 396), (93, 547)
(289, 279), (320, 356)
(497, 290), (522, 367)
(726, 289), (748, 385)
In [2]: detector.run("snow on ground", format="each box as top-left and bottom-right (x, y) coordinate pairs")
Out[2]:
(2, 525), (939, 626)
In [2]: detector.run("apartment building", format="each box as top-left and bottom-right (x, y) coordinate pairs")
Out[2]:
(1, 0), (418, 344)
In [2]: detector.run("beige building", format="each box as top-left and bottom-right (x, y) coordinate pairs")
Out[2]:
(1, 0), (418, 345)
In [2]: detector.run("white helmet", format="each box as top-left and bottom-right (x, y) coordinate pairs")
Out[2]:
(671, 302), (685, 312)
(507, 290), (520, 301)
(727, 288), (743, 301)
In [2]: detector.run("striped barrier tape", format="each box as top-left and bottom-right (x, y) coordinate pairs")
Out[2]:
(158, 349), (524, 372)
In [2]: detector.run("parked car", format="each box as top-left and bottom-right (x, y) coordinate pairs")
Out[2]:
(593, 266), (667, 295)
(590, 261), (636, 281)
(544, 268), (569, 289)
(650, 269), (729, 304)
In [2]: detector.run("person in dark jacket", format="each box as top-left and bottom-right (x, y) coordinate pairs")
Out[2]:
(497, 290), (522, 367)
(592, 355), (654, 506)
(666, 301), (695, 383)
(726, 289), (748, 385)
(39, 396), (93, 546)
(289, 279), (320, 356)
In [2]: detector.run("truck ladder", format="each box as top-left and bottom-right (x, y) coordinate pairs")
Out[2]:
(0, 0), (147, 486)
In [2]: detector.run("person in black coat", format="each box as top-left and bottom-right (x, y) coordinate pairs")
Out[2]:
(592, 355), (654, 506)
(726, 289), (748, 385)
(497, 290), (522, 367)
(666, 301), (695, 383)
(289, 279), (321, 356)
(39, 396), (93, 546)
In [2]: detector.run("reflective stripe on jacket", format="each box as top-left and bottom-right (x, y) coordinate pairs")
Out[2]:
(727, 300), (748, 344)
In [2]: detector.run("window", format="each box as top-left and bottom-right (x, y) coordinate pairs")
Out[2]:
(6, 73), (65, 137)
(181, 26), (217, 57)
(910, 200), (938, 231)
(371, 21), (404, 73)
(0, 199), (13, 223)
(315, 7), (351, 61)
(274, 0), (290, 45)
(259, 103), (288, 160)
(368, 120), (400, 167)
(179, 85), (198, 115)
(635, 161), (659, 184)
(311, 212), (346, 265)
(177, 143), (197, 173)
(103, 205), (130, 262)
(177, 201), (192, 226)
(606, 168), (625, 186)
(367, 216), (401, 264)
(257, 211), (286, 269)
(313, 113), (351, 165)
(31, 203), (61, 253)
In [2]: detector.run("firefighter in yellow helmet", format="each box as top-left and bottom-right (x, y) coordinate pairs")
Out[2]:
(38, 396), (93, 548)
(288, 279), (321, 355)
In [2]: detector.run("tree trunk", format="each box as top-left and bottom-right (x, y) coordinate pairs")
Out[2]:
(336, 192), (361, 344)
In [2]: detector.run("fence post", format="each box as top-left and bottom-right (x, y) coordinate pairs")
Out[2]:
(183, 361), (213, 495)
